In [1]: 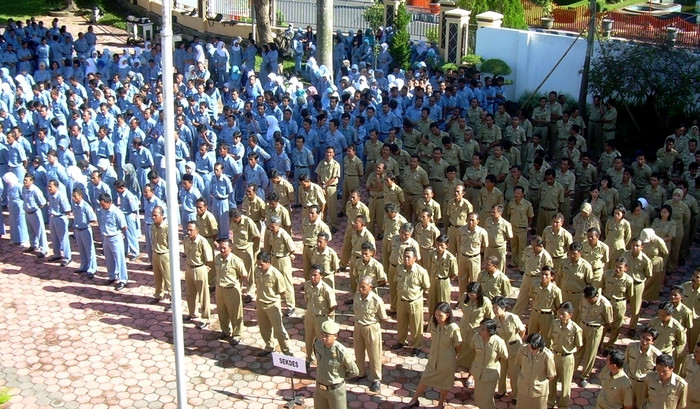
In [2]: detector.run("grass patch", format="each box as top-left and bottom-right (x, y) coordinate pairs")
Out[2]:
(0, 0), (63, 24)
(0, 388), (11, 405)
(77, 0), (129, 30)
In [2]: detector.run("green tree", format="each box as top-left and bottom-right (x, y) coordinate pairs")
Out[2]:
(363, 1), (385, 31)
(389, 2), (411, 70)
(589, 40), (700, 127)
(457, 0), (527, 29)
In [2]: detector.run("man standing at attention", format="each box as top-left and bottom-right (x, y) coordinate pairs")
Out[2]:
(313, 320), (359, 409)
(183, 221), (214, 329)
(98, 193), (129, 290)
(392, 247), (430, 357)
(214, 239), (247, 346)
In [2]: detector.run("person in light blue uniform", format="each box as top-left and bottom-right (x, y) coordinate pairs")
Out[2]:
(130, 136), (154, 190)
(22, 174), (48, 257)
(146, 170), (167, 203)
(179, 173), (201, 228)
(209, 162), (233, 240)
(3, 172), (28, 246)
(0, 177), (4, 237)
(47, 179), (72, 265)
(142, 183), (166, 266)
(114, 179), (141, 260)
(97, 193), (128, 290)
(244, 152), (269, 199)
(7, 131), (27, 182)
(71, 188), (97, 278)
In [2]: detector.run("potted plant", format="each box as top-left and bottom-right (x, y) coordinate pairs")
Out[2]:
(541, 0), (554, 29)
(461, 54), (483, 68)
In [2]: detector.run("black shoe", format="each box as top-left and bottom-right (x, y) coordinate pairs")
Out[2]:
(376, 234), (383, 241)
(401, 402), (419, 409)
(49, 255), (63, 262)
(75, 269), (86, 274)
(370, 381), (381, 392)
(244, 294), (253, 303)
(60, 259), (71, 267)
(86, 274), (94, 280)
(337, 212), (345, 218)
(127, 254), (138, 261)
(229, 338), (240, 346)
(149, 297), (162, 304)
(217, 332), (230, 340)
(349, 376), (366, 382)
(512, 399), (517, 405)
(387, 310), (397, 317)
(22, 246), (36, 253)
(331, 227), (338, 234)
(285, 308), (295, 317)
(183, 315), (193, 321)
(344, 299), (354, 305)
(495, 393), (506, 399)
(391, 343), (404, 350)
(256, 350), (272, 357)
(579, 379), (589, 387)
(164, 304), (172, 312)
(197, 321), (209, 329)
(411, 348), (420, 357)
(338, 266), (347, 272)
(107, 279), (117, 285)
(641, 301), (649, 308)
(145, 265), (154, 270)
(37, 253), (45, 259)
(115, 282), (126, 291)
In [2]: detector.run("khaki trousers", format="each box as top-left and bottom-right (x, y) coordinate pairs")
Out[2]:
(185, 266), (210, 321)
(629, 281), (645, 330)
(272, 255), (295, 309)
(511, 227), (528, 270)
(396, 298), (423, 348)
(548, 354), (575, 409)
(314, 382), (346, 409)
(305, 314), (329, 361)
(233, 246), (255, 295)
(457, 253), (481, 297)
(528, 310), (555, 347)
(257, 302), (290, 353)
(354, 323), (383, 381)
(485, 245), (507, 272)
(368, 197), (384, 236)
(323, 186), (338, 229)
(341, 175), (360, 209)
(388, 264), (398, 312)
(340, 228), (353, 268)
(447, 225), (460, 255)
(606, 299), (626, 347)
(152, 251), (171, 299)
(513, 273), (538, 316)
(216, 285), (243, 339)
(576, 324), (603, 379)
(302, 245), (314, 280)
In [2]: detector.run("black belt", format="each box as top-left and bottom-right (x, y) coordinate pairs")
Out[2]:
(430, 178), (443, 182)
(219, 285), (239, 289)
(26, 210), (37, 214)
(467, 186), (482, 189)
(509, 340), (520, 345)
(633, 279), (645, 285)
(540, 207), (557, 211)
(141, 166), (152, 169)
(215, 196), (228, 200)
(371, 196), (384, 199)
(584, 322), (602, 328)
(296, 165), (309, 168)
(612, 297), (626, 302)
(346, 174), (360, 177)
(535, 309), (553, 314)
(76, 227), (89, 231)
(451, 224), (465, 228)
(555, 351), (572, 356)
(318, 382), (344, 391)
(437, 277), (449, 280)
(305, 245), (315, 249)
(188, 264), (204, 268)
(462, 253), (479, 258)
(401, 297), (421, 302)
(273, 254), (290, 258)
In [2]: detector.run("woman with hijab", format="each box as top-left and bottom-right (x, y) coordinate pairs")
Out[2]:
(3, 172), (29, 247)
(244, 39), (257, 74)
(264, 115), (281, 154)
(359, 38), (373, 64)
(214, 41), (230, 86)
(174, 42), (187, 74)
(265, 42), (279, 78)
(185, 64), (197, 82)
(377, 43), (392, 75)
(333, 35), (346, 75)
(193, 43), (206, 66)
(34, 61), (51, 84)
(230, 37), (243, 70)
(183, 43), (195, 70)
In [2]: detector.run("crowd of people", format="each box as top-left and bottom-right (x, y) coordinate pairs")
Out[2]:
(2, 15), (700, 409)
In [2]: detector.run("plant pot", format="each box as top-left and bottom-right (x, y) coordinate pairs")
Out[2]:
(601, 18), (613, 36)
(430, 2), (441, 14)
(541, 16), (554, 29)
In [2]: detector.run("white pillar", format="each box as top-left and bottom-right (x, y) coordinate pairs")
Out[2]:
(383, 0), (401, 29)
(475, 11), (503, 30)
(442, 8), (471, 63)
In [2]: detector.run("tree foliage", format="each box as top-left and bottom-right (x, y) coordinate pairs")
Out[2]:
(480, 58), (512, 76)
(363, 1), (385, 31)
(457, 0), (527, 29)
(389, 2), (411, 70)
(589, 40), (700, 124)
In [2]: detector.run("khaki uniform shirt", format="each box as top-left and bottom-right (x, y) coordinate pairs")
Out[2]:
(316, 159), (341, 187)
(304, 281), (336, 316)
(485, 155), (510, 178)
(671, 302), (693, 330)
(427, 159), (449, 182)
(480, 187), (505, 214)
(390, 237), (421, 266)
(346, 202), (370, 224)
(516, 346), (556, 398)
(265, 229), (294, 258)
(505, 125), (526, 146)
(351, 228), (375, 258)
(681, 281), (700, 318)
(415, 222), (440, 250)
(457, 225), (488, 256)
(478, 269), (512, 299)
(575, 164), (598, 191)
(442, 178), (464, 206)
(522, 247), (553, 276)
(642, 372), (687, 409)
(343, 155), (364, 177)
(527, 163), (549, 190)
(301, 217), (332, 248)
(504, 176), (530, 203)
(232, 215), (260, 250)
(415, 198), (442, 222)
(380, 156), (400, 178)
(254, 266), (285, 304)
(478, 124), (501, 147)
(311, 246), (340, 277)
(561, 258), (593, 295)
(597, 368), (634, 409)
(539, 182), (565, 210)
(430, 250), (458, 280)
(457, 140), (480, 163)
(485, 217), (513, 248)
(215, 252), (247, 288)
(299, 183), (327, 208)
(647, 317), (687, 356)
(151, 221), (169, 254)
(462, 165), (487, 187)
(314, 340), (359, 385)
(242, 195), (266, 222)
(496, 312), (525, 344)
(447, 198), (474, 227)
(549, 319), (583, 354)
(601, 270), (634, 302)
(531, 282), (563, 313)
(353, 257), (386, 287)
(582, 240), (610, 273)
(532, 106), (550, 126)
(353, 290), (387, 326)
(543, 226), (573, 259)
(266, 204), (291, 230)
(383, 183), (405, 208)
(623, 250), (653, 284)
(442, 145), (465, 168)
(402, 167), (430, 196)
(383, 213), (408, 240)
(506, 198), (534, 229)
(579, 294), (613, 326)
(272, 178), (295, 206)
(184, 234), (214, 267)
(365, 139), (383, 168)
(624, 341), (661, 382)
(366, 171), (385, 198)
(681, 355), (700, 404)
(396, 263), (430, 301)
(196, 211), (219, 240)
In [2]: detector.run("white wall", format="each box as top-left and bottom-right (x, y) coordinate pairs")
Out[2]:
(475, 26), (600, 102)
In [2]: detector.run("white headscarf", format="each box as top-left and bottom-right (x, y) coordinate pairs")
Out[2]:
(266, 115), (280, 142)
(416, 40), (427, 55)
(194, 44), (206, 65)
(216, 41), (227, 57)
(2, 172), (18, 188)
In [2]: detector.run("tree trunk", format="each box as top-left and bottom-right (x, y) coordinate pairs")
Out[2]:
(64, 0), (79, 11)
(316, 0), (333, 78)
(252, 0), (274, 45)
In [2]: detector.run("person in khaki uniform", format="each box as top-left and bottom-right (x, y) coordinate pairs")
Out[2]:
(269, 170), (296, 210)
(382, 203), (408, 275)
(670, 286), (694, 374)
(478, 255), (512, 299)
(484, 204), (513, 272)
(195, 198), (219, 256)
(383, 172), (405, 214)
(264, 215), (296, 317)
(528, 267), (563, 346)
(183, 221), (214, 329)
(265, 193), (292, 235)
(427, 147), (449, 210)
(150, 206), (171, 307)
(681, 270), (700, 351)
(229, 209), (261, 302)
(311, 232), (340, 289)
(536, 169), (565, 233)
(471, 319), (509, 409)
(401, 302), (462, 409)
(414, 208), (440, 271)
(463, 152), (488, 212)
(341, 144), (364, 208)
(601, 258), (634, 348)
(641, 228), (669, 305)
(353, 242), (387, 293)
(387, 223), (420, 315)
(513, 236), (553, 316)
(401, 155), (430, 222)
(345, 215), (376, 296)
(316, 147), (341, 232)
(479, 175), (505, 226)
(515, 333), (556, 409)
(576, 286), (614, 386)
(641, 354), (687, 409)
(391, 247), (430, 357)
(624, 327), (662, 407)
(298, 173), (326, 222)
(560, 242), (593, 320)
(214, 239), (247, 345)
(445, 184), (474, 255)
(680, 342), (700, 407)
(340, 190), (370, 269)
(414, 186), (442, 225)
(301, 205), (332, 278)
(605, 205), (633, 270)
(596, 350), (634, 409)
(543, 213), (573, 274)
(254, 251), (291, 357)
(313, 320), (359, 409)
(493, 296), (526, 400)
(548, 302), (584, 409)
(621, 241), (652, 333)
(427, 235), (458, 315)
(366, 162), (386, 237)
(506, 186), (534, 272)
(648, 302), (687, 364)
(304, 265), (337, 363)
(582, 227), (610, 288)
(456, 212), (489, 296)
(241, 185), (266, 231)
(352, 275), (388, 393)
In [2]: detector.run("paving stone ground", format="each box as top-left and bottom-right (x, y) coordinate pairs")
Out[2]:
(1, 12), (698, 409)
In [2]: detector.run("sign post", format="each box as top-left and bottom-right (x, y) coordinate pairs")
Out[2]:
(271, 353), (307, 407)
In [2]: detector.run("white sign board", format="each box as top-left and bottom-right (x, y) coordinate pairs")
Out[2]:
(272, 353), (307, 375)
